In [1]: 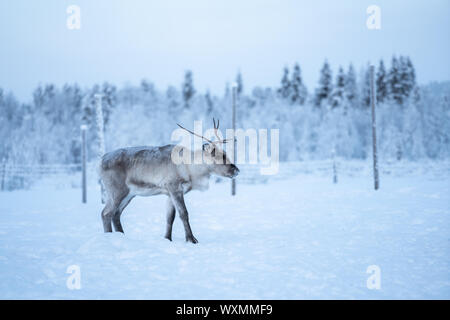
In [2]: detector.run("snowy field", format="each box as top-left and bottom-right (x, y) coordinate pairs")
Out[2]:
(0, 161), (449, 299)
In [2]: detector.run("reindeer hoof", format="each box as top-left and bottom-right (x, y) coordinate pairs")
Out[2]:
(165, 235), (172, 241)
(186, 235), (198, 244)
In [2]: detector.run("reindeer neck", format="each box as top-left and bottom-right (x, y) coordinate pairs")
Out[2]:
(186, 149), (212, 178)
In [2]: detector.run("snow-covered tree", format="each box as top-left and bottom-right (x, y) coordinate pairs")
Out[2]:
(140, 79), (152, 93)
(314, 60), (333, 107)
(360, 65), (371, 108)
(344, 64), (358, 108)
(166, 85), (180, 115)
(182, 70), (195, 108)
(278, 67), (291, 100)
(406, 57), (416, 94)
(398, 56), (416, 99)
(101, 82), (117, 126)
(205, 90), (214, 115)
(376, 59), (388, 103)
(290, 63), (307, 105)
(330, 66), (346, 108)
(235, 71), (243, 97)
(388, 56), (404, 104)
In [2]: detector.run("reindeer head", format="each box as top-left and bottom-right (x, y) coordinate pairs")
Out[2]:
(177, 118), (239, 178)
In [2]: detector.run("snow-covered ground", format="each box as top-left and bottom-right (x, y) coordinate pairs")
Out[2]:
(0, 161), (449, 299)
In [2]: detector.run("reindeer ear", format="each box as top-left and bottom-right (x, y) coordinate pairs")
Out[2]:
(202, 143), (211, 152)
(202, 143), (215, 156)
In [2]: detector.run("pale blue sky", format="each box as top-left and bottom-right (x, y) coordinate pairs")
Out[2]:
(0, 0), (449, 101)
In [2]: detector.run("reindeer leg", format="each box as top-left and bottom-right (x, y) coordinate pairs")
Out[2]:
(164, 197), (176, 241)
(101, 200), (116, 233)
(101, 170), (129, 233)
(113, 193), (134, 233)
(168, 190), (198, 244)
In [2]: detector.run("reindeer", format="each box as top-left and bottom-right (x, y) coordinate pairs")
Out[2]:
(99, 119), (239, 243)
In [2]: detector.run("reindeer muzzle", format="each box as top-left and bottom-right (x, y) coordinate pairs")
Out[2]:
(229, 165), (239, 178)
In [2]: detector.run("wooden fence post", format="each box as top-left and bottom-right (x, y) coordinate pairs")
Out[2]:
(231, 83), (237, 196)
(332, 148), (338, 184)
(1, 159), (6, 191)
(370, 65), (380, 190)
(95, 94), (106, 203)
(81, 125), (87, 203)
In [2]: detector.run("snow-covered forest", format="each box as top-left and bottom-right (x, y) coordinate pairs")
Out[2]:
(1, 56), (449, 169)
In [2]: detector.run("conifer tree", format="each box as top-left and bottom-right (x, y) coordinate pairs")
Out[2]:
(290, 63), (307, 105)
(205, 90), (214, 114)
(388, 56), (403, 104)
(376, 60), (387, 103)
(101, 82), (117, 126)
(166, 85), (179, 113)
(278, 67), (291, 99)
(235, 71), (243, 96)
(344, 64), (358, 108)
(400, 56), (416, 99)
(361, 66), (371, 108)
(331, 66), (345, 108)
(314, 60), (333, 107)
(182, 70), (195, 108)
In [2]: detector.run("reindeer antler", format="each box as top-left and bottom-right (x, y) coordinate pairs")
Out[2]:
(177, 118), (231, 145)
(213, 118), (232, 144)
(176, 123), (214, 144)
